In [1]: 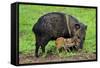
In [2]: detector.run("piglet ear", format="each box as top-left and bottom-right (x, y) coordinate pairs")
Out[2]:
(75, 23), (80, 30)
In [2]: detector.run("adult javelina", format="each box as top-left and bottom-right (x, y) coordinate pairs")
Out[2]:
(32, 12), (87, 57)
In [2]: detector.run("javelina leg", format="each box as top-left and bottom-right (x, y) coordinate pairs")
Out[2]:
(35, 36), (50, 57)
(67, 48), (71, 52)
(56, 48), (60, 56)
(63, 46), (68, 52)
(41, 45), (45, 53)
(41, 37), (50, 53)
(35, 36), (41, 57)
(79, 40), (84, 49)
(41, 45), (46, 57)
(75, 45), (78, 50)
(79, 36), (85, 49)
(35, 43), (40, 57)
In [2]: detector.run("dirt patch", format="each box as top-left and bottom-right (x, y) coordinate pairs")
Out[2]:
(19, 52), (96, 64)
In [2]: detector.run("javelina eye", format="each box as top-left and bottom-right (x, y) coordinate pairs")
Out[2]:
(75, 24), (80, 30)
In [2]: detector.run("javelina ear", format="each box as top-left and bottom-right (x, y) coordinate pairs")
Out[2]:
(75, 23), (80, 30)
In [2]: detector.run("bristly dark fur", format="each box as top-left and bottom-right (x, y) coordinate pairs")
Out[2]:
(32, 12), (87, 57)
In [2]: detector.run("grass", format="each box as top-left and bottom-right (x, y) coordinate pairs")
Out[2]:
(19, 4), (96, 57)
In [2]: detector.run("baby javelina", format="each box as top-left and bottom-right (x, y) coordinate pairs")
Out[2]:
(55, 37), (80, 52)
(55, 37), (65, 50)
(64, 37), (81, 51)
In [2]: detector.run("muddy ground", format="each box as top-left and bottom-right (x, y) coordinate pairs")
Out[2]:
(19, 52), (96, 64)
